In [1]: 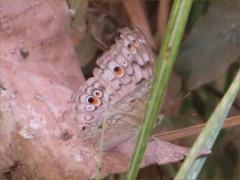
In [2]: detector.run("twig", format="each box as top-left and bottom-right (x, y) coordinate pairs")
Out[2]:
(154, 115), (240, 141)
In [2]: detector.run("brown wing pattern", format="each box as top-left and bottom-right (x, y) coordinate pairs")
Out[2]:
(72, 27), (153, 148)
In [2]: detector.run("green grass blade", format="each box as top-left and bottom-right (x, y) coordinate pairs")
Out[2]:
(175, 68), (240, 180)
(126, 0), (193, 179)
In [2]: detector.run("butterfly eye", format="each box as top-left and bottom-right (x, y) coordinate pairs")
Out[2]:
(93, 89), (103, 98)
(113, 65), (124, 78)
(86, 96), (101, 106)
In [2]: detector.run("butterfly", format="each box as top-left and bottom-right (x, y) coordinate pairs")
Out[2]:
(72, 27), (154, 150)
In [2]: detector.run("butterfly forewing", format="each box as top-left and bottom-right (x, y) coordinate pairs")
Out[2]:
(73, 27), (153, 149)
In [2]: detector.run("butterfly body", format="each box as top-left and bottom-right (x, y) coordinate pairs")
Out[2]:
(72, 28), (153, 149)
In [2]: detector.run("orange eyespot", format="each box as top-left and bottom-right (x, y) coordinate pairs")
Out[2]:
(113, 66), (124, 78)
(127, 43), (137, 54)
(86, 96), (101, 106)
(93, 89), (103, 98)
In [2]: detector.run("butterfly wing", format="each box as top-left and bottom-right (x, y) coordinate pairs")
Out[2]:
(72, 28), (153, 149)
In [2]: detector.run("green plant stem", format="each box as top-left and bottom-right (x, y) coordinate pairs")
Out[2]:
(175, 69), (240, 180)
(126, 0), (193, 179)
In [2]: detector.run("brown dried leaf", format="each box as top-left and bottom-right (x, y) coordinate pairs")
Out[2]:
(89, 138), (189, 178)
